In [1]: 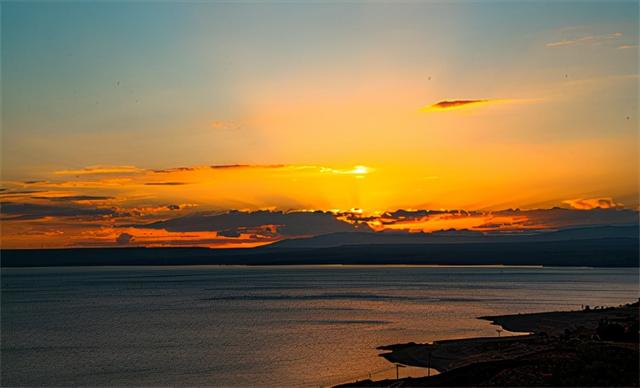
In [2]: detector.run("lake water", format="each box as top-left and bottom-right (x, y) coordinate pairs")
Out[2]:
(2, 265), (638, 386)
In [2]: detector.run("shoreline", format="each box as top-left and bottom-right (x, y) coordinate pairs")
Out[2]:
(3, 263), (634, 269)
(339, 300), (639, 387)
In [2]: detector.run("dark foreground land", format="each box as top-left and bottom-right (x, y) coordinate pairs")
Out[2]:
(339, 301), (640, 387)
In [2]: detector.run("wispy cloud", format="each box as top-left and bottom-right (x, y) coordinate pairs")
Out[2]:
(618, 44), (639, 50)
(319, 165), (371, 175)
(151, 164), (286, 173)
(31, 195), (115, 202)
(54, 165), (141, 175)
(0, 190), (45, 196)
(152, 167), (195, 173)
(421, 99), (493, 112)
(209, 164), (285, 170)
(144, 182), (189, 186)
(546, 32), (623, 48)
(38, 178), (134, 188)
(0, 201), (119, 221)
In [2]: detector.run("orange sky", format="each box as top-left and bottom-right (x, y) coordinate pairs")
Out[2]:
(1, 2), (638, 248)
(1, 163), (637, 248)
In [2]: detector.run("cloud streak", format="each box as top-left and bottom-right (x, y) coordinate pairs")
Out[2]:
(54, 165), (141, 175)
(421, 99), (492, 112)
(0, 201), (119, 221)
(31, 195), (115, 202)
(546, 32), (623, 48)
(319, 165), (371, 175)
(209, 164), (285, 170)
(144, 182), (189, 186)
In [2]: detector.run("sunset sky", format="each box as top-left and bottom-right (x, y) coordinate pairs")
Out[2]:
(1, 1), (638, 248)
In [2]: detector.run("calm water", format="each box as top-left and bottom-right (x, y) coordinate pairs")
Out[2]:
(2, 265), (638, 386)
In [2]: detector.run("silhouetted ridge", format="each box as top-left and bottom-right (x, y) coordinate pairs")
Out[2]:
(2, 231), (638, 267)
(268, 224), (639, 248)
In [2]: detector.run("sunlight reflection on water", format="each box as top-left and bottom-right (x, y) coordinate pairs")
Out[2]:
(2, 265), (638, 386)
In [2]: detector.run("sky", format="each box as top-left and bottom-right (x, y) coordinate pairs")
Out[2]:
(1, 1), (638, 248)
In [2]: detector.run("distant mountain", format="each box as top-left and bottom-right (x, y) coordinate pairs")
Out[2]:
(2, 237), (638, 267)
(2, 225), (638, 268)
(268, 224), (639, 249)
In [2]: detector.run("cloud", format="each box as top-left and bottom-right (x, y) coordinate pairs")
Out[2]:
(618, 44), (639, 50)
(131, 207), (638, 237)
(144, 182), (188, 186)
(207, 164), (369, 177)
(31, 195), (115, 202)
(54, 165), (141, 175)
(0, 190), (46, 196)
(320, 165), (371, 175)
(149, 164), (287, 174)
(35, 178), (133, 188)
(352, 207), (638, 233)
(3, 197), (638, 248)
(421, 98), (538, 113)
(116, 232), (134, 245)
(0, 201), (119, 221)
(130, 210), (372, 237)
(209, 164), (285, 170)
(562, 197), (624, 210)
(494, 207), (637, 228)
(216, 229), (244, 238)
(152, 167), (196, 173)
(546, 32), (623, 48)
(421, 99), (491, 112)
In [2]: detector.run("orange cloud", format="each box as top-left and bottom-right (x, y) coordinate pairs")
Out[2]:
(40, 178), (134, 188)
(421, 99), (491, 112)
(420, 98), (539, 112)
(562, 197), (624, 210)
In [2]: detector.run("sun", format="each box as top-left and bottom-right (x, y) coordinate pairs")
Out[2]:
(351, 165), (369, 175)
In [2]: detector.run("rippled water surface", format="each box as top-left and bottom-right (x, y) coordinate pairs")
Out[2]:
(2, 265), (638, 386)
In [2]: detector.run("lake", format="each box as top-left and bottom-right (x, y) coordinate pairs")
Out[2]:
(2, 265), (638, 386)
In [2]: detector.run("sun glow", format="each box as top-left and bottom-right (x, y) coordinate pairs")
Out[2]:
(351, 165), (369, 175)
